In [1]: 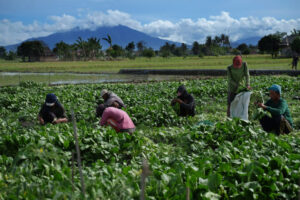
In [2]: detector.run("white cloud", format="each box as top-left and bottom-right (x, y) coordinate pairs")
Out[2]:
(83, 10), (142, 30)
(141, 12), (300, 44)
(0, 10), (300, 46)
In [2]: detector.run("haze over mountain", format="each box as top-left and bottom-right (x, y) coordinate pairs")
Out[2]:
(5, 25), (182, 51)
(231, 36), (261, 48)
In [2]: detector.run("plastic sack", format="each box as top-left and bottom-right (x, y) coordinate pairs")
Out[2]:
(230, 91), (252, 121)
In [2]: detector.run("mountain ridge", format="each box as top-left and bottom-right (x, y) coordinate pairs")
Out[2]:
(4, 25), (262, 51)
(5, 25), (181, 51)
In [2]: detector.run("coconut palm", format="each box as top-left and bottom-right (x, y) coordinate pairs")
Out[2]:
(75, 37), (87, 60)
(102, 34), (112, 49)
(87, 37), (102, 59)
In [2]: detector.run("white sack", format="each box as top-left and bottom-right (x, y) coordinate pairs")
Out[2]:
(230, 91), (252, 121)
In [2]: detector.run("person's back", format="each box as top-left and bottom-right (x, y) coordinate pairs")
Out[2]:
(96, 90), (126, 117)
(104, 92), (125, 108)
(100, 107), (135, 133)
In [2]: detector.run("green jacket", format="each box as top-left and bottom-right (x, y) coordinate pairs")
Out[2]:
(265, 98), (294, 127)
(227, 62), (250, 93)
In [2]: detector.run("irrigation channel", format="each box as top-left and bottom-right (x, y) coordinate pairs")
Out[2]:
(1, 69), (299, 86)
(0, 72), (203, 86)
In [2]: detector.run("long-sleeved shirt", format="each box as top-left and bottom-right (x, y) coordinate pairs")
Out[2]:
(265, 98), (293, 127)
(104, 92), (125, 108)
(100, 107), (135, 130)
(178, 94), (195, 117)
(227, 62), (250, 93)
(171, 86), (195, 117)
(39, 102), (67, 123)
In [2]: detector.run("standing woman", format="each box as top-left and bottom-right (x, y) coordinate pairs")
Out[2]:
(227, 55), (251, 117)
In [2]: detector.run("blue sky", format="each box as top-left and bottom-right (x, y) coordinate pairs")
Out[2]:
(0, 0), (300, 46)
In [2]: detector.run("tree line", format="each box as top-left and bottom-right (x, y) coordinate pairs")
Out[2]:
(0, 30), (300, 62)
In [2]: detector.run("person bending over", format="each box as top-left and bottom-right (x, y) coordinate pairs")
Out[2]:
(96, 89), (126, 117)
(171, 85), (195, 117)
(101, 89), (125, 108)
(97, 105), (135, 134)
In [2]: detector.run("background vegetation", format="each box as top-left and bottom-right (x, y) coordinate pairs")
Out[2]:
(0, 55), (293, 73)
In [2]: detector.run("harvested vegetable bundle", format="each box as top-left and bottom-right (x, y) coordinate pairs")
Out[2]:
(251, 91), (264, 104)
(236, 86), (249, 94)
(249, 91), (270, 120)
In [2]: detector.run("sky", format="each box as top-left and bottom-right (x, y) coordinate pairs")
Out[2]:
(0, 0), (300, 46)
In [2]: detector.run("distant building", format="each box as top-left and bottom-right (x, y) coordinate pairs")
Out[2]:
(280, 35), (298, 58)
(39, 43), (57, 62)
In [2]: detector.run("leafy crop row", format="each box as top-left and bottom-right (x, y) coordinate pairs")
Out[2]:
(0, 76), (299, 199)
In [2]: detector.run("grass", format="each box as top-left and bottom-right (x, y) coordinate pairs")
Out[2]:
(0, 55), (293, 73)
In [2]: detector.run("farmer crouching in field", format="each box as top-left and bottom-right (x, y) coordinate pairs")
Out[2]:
(256, 84), (293, 135)
(96, 89), (125, 117)
(38, 93), (68, 125)
(102, 89), (125, 108)
(97, 104), (135, 134)
(227, 55), (251, 117)
(171, 85), (195, 117)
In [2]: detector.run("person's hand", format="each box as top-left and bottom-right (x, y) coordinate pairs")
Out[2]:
(175, 98), (184, 104)
(52, 118), (68, 124)
(257, 103), (267, 109)
(112, 101), (119, 108)
(171, 98), (176, 105)
(39, 117), (44, 125)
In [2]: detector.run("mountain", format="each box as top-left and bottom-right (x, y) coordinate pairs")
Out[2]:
(5, 25), (181, 51)
(231, 36), (261, 48)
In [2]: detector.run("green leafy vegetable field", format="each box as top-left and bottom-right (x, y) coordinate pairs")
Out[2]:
(0, 76), (299, 199)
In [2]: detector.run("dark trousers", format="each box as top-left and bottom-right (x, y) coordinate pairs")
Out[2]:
(42, 112), (56, 123)
(259, 115), (292, 135)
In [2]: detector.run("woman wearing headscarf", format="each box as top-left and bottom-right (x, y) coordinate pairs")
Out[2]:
(256, 84), (293, 135)
(227, 55), (251, 116)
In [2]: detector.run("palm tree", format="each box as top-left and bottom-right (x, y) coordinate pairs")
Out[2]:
(291, 29), (300, 36)
(53, 41), (71, 60)
(137, 41), (146, 56)
(205, 36), (212, 47)
(102, 34), (112, 49)
(224, 35), (231, 47)
(214, 36), (221, 46)
(75, 37), (87, 60)
(221, 34), (226, 47)
(87, 37), (101, 59)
